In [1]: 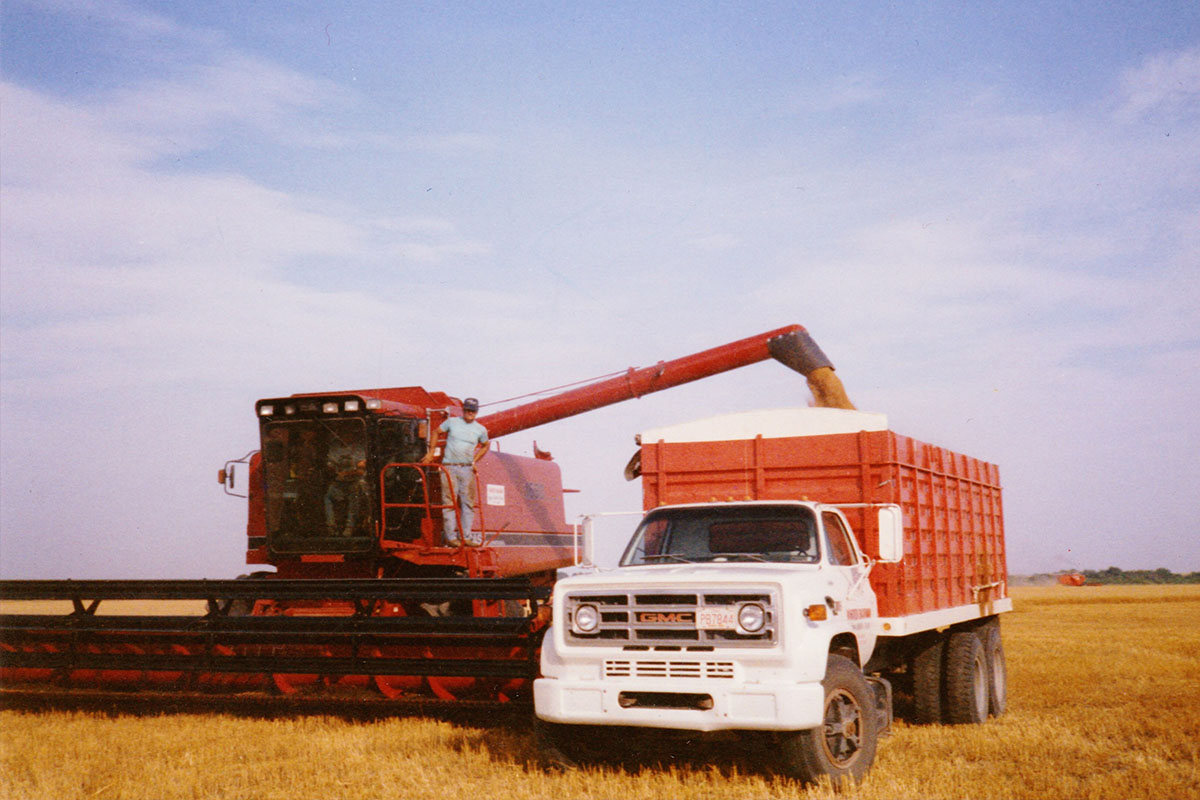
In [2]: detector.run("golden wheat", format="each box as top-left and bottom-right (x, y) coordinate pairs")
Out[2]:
(2, 586), (1197, 799)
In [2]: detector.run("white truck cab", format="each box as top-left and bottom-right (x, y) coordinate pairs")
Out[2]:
(535, 499), (903, 781)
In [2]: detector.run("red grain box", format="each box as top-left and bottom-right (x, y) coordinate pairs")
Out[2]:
(637, 408), (1007, 621)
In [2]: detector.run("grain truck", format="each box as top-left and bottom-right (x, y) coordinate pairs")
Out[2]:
(535, 407), (1009, 782)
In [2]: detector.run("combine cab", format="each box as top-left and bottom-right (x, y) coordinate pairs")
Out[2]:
(1, 325), (851, 706)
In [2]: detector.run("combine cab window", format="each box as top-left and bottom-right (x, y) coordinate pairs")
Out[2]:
(262, 419), (369, 548)
(621, 505), (819, 566)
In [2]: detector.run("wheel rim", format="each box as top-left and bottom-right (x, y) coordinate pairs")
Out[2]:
(821, 688), (864, 768)
(973, 652), (989, 718)
(990, 646), (1007, 711)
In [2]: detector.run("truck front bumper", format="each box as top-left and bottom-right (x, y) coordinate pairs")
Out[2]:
(534, 677), (824, 732)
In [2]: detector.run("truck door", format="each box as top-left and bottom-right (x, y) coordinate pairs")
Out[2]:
(820, 509), (878, 664)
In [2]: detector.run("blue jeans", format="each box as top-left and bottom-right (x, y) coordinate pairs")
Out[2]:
(440, 464), (479, 545)
(324, 480), (363, 536)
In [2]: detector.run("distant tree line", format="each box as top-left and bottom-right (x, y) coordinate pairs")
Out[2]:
(1080, 567), (1200, 584)
(1012, 567), (1200, 586)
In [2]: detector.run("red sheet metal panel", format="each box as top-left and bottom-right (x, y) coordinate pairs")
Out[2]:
(639, 422), (1006, 619)
(475, 452), (570, 536)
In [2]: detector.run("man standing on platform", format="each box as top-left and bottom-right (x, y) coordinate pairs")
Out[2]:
(421, 397), (489, 546)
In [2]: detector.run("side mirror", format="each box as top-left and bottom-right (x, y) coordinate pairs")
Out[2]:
(876, 505), (904, 563)
(220, 451), (257, 498)
(576, 516), (596, 568)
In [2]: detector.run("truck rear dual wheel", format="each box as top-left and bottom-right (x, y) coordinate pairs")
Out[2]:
(982, 622), (1007, 717)
(943, 630), (989, 725)
(910, 633), (945, 724)
(777, 655), (878, 785)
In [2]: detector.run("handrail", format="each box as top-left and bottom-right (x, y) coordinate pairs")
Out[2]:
(378, 463), (489, 549)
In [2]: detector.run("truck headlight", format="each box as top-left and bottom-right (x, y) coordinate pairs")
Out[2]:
(573, 604), (600, 634)
(737, 602), (766, 633)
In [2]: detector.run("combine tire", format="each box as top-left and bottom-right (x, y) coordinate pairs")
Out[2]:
(943, 630), (988, 725)
(777, 655), (878, 785)
(982, 622), (1007, 717)
(910, 632), (945, 724)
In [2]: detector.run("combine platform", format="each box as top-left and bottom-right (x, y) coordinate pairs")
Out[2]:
(0, 578), (549, 705)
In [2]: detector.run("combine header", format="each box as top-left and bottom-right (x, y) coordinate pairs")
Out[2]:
(0, 325), (850, 705)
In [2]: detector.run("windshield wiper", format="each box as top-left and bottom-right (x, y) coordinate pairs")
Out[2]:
(641, 554), (695, 564)
(710, 552), (770, 562)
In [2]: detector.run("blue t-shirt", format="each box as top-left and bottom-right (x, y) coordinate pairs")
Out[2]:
(439, 416), (489, 464)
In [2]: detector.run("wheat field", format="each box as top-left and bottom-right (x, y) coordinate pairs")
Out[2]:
(2, 585), (1197, 800)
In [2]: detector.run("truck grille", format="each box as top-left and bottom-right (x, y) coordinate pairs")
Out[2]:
(604, 659), (736, 679)
(563, 589), (777, 648)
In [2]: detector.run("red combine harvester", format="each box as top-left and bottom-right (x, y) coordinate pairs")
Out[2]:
(0, 325), (850, 705)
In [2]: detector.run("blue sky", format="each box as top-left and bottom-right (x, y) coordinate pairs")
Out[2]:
(2, 1), (1197, 578)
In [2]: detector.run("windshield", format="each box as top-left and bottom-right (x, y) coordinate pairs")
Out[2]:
(262, 418), (369, 542)
(620, 505), (820, 566)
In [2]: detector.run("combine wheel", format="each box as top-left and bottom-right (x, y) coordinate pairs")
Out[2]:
(981, 622), (1007, 717)
(943, 630), (988, 725)
(776, 654), (878, 785)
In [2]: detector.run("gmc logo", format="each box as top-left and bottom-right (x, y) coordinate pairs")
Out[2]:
(637, 612), (695, 624)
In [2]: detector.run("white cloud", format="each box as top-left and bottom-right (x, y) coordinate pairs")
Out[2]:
(101, 53), (348, 152)
(1115, 46), (1200, 122)
(25, 0), (190, 41)
(0, 83), (146, 188)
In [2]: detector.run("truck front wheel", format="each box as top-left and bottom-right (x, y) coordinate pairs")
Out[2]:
(535, 720), (608, 768)
(777, 654), (878, 784)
